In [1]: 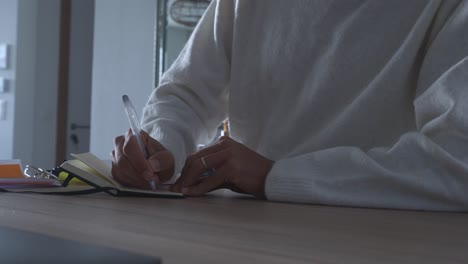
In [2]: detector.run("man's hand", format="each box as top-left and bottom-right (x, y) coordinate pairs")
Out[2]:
(111, 129), (174, 189)
(172, 137), (274, 198)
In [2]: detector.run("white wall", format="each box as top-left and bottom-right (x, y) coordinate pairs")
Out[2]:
(13, 0), (60, 168)
(0, 0), (60, 169)
(165, 26), (192, 70)
(1, 0), (191, 166)
(65, 0), (94, 159)
(90, 0), (156, 159)
(29, 0), (61, 167)
(0, 0), (18, 160)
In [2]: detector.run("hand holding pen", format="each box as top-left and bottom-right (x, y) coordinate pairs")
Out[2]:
(122, 95), (156, 190)
(110, 95), (175, 190)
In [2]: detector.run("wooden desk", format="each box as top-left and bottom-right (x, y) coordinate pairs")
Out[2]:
(0, 191), (467, 264)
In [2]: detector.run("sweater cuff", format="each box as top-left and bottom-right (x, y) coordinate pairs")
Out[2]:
(264, 158), (321, 204)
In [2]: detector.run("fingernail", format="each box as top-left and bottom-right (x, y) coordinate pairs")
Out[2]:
(148, 159), (161, 172)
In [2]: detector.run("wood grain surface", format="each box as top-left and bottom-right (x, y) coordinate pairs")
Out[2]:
(0, 191), (467, 264)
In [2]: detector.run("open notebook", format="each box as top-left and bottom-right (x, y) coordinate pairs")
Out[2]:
(2, 153), (183, 198)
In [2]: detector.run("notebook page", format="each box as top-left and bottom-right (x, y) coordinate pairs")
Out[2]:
(71, 152), (123, 188)
(62, 159), (116, 188)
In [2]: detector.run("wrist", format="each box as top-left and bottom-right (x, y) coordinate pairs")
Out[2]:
(256, 159), (274, 199)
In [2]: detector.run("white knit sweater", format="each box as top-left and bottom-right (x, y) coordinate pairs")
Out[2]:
(142, 0), (468, 211)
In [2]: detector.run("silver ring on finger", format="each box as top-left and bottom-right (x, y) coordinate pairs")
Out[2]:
(201, 156), (209, 169)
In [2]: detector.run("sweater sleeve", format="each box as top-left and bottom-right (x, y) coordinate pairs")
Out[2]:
(265, 2), (468, 211)
(141, 0), (233, 179)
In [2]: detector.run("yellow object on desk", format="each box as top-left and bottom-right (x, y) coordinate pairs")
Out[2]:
(57, 171), (86, 185)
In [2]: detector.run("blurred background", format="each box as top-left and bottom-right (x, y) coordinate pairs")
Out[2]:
(0, 0), (210, 168)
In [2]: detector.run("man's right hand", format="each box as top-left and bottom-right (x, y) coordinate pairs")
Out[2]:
(111, 129), (175, 189)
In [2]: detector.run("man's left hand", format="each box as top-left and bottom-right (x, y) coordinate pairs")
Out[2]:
(171, 137), (274, 198)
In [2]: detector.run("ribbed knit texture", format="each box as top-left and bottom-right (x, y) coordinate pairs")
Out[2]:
(142, 0), (468, 211)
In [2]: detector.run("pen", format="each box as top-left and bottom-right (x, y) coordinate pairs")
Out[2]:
(122, 95), (156, 190)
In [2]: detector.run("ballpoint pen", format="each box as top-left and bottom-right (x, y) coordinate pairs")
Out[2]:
(122, 95), (156, 190)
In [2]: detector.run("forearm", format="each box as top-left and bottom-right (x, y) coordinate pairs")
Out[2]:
(265, 138), (468, 211)
(266, 57), (468, 211)
(141, 0), (234, 179)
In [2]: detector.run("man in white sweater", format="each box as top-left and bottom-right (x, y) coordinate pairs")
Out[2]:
(112, 0), (468, 211)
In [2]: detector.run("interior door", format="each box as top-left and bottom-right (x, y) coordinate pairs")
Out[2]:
(64, 0), (94, 161)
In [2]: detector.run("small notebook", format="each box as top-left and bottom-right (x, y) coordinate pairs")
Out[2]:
(2, 153), (183, 198)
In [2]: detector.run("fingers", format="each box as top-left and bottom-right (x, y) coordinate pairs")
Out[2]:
(111, 147), (150, 189)
(113, 135), (125, 161)
(112, 132), (155, 188)
(148, 150), (174, 182)
(195, 138), (230, 158)
(125, 130), (163, 183)
(172, 148), (231, 194)
(142, 130), (167, 153)
(181, 168), (227, 196)
(174, 136), (273, 198)
(178, 138), (230, 180)
(181, 148), (231, 188)
(173, 138), (232, 193)
(123, 129), (147, 171)
(112, 162), (148, 189)
(112, 130), (178, 188)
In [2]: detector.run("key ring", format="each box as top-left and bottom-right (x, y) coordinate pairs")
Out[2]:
(24, 165), (59, 180)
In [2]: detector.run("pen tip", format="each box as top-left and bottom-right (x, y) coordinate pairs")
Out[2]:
(149, 180), (156, 191)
